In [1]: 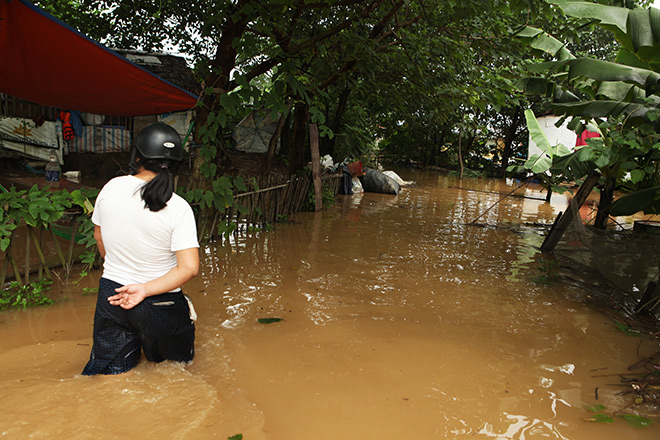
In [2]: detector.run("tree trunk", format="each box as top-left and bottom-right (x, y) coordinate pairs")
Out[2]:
(288, 101), (309, 175)
(321, 87), (351, 157)
(500, 105), (522, 178)
(595, 166), (617, 229)
(262, 102), (292, 174)
(189, 10), (248, 189)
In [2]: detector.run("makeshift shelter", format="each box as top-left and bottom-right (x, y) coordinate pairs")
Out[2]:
(0, 0), (198, 163)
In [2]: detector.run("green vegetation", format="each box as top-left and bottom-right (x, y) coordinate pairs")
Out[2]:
(614, 321), (642, 336)
(302, 181), (336, 212)
(0, 279), (53, 310)
(0, 184), (98, 309)
(516, 0), (660, 228)
(532, 258), (560, 286)
(26, 0), (657, 219)
(176, 175), (263, 241)
(586, 404), (653, 428)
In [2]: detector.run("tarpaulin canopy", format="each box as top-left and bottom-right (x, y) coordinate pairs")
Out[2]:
(0, 0), (198, 116)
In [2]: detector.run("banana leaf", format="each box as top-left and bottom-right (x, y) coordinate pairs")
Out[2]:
(596, 81), (641, 101)
(552, 1), (660, 64)
(609, 185), (660, 215)
(550, 150), (597, 181)
(567, 58), (660, 88)
(615, 47), (651, 70)
(552, 100), (652, 122)
(525, 109), (551, 154)
(549, 1), (629, 33)
(514, 26), (575, 60)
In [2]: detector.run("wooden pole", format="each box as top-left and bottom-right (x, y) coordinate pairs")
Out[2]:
(540, 170), (601, 252)
(309, 123), (322, 212)
(470, 178), (531, 225)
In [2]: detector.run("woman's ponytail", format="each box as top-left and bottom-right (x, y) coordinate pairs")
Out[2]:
(139, 159), (178, 212)
(132, 122), (183, 211)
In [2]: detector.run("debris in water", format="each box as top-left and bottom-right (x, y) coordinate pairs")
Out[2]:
(257, 318), (283, 324)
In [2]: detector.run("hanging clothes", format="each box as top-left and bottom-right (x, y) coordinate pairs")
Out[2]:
(59, 111), (74, 140)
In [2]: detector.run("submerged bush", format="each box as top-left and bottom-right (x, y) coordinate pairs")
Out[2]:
(0, 279), (53, 310)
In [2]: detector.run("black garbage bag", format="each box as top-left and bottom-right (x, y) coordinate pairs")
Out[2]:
(360, 168), (401, 195)
(340, 166), (353, 195)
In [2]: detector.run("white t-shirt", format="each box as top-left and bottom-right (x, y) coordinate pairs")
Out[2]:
(92, 175), (199, 289)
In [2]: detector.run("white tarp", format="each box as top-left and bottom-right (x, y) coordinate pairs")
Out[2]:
(528, 114), (577, 159)
(159, 111), (194, 146)
(0, 116), (63, 163)
(382, 170), (414, 186)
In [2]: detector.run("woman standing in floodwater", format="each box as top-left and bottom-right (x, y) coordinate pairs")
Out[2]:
(82, 122), (199, 375)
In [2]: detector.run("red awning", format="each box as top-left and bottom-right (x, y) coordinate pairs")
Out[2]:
(0, 0), (198, 116)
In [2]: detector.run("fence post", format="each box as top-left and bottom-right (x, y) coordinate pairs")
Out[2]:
(309, 123), (322, 212)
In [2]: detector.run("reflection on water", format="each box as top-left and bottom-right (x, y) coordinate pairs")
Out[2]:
(0, 171), (658, 439)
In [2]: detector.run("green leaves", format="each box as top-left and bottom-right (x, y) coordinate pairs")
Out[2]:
(0, 279), (53, 310)
(609, 185), (660, 215)
(617, 413), (654, 428)
(549, 1), (629, 33)
(515, 25), (575, 60)
(585, 403), (653, 428)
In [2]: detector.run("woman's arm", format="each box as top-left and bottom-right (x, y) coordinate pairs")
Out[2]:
(94, 225), (106, 259)
(108, 247), (199, 309)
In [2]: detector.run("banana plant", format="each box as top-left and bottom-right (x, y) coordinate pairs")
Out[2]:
(515, 0), (660, 224)
(508, 109), (580, 201)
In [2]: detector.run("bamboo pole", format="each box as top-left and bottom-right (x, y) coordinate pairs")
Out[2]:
(65, 219), (80, 282)
(469, 178), (531, 225)
(0, 250), (7, 287)
(25, 225), (31, 284)
(38, 227), (44, 279)
(27, 226), (52, 279)
(48, 227), (68, 268)
(6, 242), (23, 286)
(541, 170), (601, 252)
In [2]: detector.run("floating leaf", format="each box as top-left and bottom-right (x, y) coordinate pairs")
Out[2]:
(614, 321), (640, 336)
(617, 413), (653, 428)
(590, 413), (615, 424)
(257, 318), (283, 324)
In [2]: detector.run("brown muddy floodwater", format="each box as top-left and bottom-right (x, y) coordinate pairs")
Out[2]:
(1, 171), (659, 440)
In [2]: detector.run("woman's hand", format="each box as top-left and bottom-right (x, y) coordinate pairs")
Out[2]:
(108, 284), (147, 309)
(106, 248), (199, 310)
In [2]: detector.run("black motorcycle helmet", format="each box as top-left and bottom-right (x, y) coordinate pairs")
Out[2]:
(135, 122), (183, 161)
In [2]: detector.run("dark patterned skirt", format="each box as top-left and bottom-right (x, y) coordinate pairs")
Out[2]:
(82, 277), (195, 375)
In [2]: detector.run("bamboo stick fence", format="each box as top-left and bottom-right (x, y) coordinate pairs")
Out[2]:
(0, 172), (343, 284)
(196, 171), (342, 242)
